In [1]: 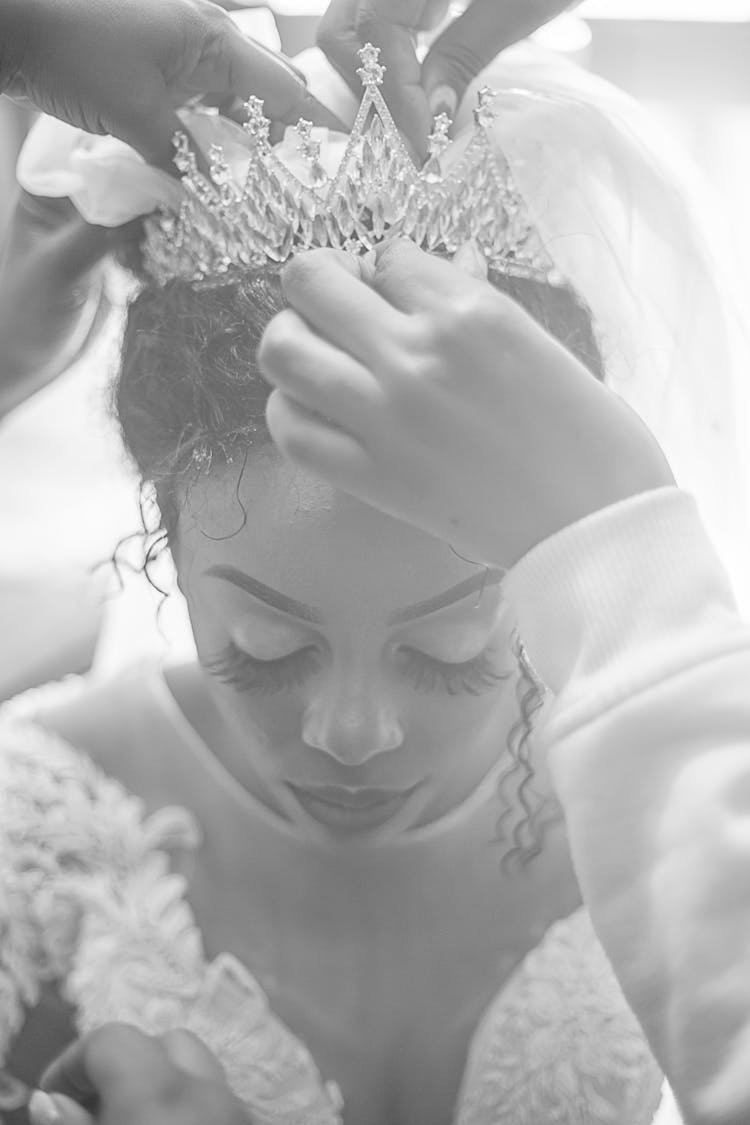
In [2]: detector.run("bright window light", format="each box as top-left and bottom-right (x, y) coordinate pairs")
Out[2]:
(579, 0), (750, 20)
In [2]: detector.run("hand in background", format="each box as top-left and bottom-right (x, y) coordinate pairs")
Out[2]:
(30, 1024), (251, 1125)
(0, 191), (120, 419)
(317, 0), (579, 158)
(0, 0), (341, 170)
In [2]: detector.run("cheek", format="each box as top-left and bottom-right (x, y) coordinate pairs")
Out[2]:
(407, 688), (509, 745)
(210, 678), (306, 747)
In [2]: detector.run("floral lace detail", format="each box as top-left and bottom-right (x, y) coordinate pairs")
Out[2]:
(0, 716), (343, 1125)
(0, 711), (664, 1125)
(454, 910), (664, 1124)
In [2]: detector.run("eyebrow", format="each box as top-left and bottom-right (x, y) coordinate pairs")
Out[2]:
(204, 564), (505, 626)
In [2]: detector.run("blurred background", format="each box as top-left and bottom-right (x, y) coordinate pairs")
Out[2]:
(1, 0), (749, 697)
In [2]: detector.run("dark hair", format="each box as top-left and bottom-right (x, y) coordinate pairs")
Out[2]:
(115, 267), (603, 536)
(114, 263), (604, 869)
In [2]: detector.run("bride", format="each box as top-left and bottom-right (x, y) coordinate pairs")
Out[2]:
(4, 18), (750, 1125)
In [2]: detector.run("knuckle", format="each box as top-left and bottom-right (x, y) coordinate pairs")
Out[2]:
(425, 40), (487, 91)
(447, 289), (503, 333)
(315, 15), (342, 60)
(402, 313), (439, 359)
(374, 237), (419, 278)
(190, 0), (231, 39)
(353, 12), (385, 44)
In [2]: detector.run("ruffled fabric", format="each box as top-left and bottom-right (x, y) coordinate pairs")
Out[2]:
(0, 715), (343, 1125)
(456, 911), (663, 1124)
(0, 708), (665, 1124)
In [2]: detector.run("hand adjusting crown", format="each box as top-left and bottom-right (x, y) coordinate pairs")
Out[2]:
(142, 44), (560, 288)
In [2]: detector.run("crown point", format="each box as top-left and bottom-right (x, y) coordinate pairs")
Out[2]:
(474, 86), (498, 129)
(172, 131), (198, 176)
(427, 112), (451, 156)
(357, 43), (385, 86)
(243, 96), (270, 146)
(295, 119), (328, 187)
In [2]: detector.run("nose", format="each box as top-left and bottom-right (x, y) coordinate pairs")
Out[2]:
(301, 668), (404, 767)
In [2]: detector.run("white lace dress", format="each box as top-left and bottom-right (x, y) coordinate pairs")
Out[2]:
(0, 679), (675, 1125)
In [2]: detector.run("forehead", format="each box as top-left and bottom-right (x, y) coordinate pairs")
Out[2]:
(176, 454), (487, 616)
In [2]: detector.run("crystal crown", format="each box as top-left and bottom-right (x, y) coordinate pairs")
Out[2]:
(141, 44), (560, 287)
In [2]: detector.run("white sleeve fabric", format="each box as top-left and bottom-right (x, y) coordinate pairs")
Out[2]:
(502, 486), (750, 1125)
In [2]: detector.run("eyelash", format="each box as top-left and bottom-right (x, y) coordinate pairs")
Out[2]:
(204, 642), (319, 695)
(398, 647), (509, 696)
(204, 641), (509, 698)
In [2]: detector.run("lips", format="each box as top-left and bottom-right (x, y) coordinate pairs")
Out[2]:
(284, 779), (424, 831)
(288, 782), (416, 810)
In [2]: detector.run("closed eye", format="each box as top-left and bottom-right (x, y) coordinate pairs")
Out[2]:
(204, 640), (320, 695)
(397, 646), (511, 696)
(204, 641), (511, 699)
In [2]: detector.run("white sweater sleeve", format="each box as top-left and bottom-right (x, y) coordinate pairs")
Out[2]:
(502, 486), (750, 1125)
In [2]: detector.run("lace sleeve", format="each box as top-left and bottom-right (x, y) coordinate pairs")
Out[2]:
(455, 910), (665, 1125)
(0, 711), (199, 1065)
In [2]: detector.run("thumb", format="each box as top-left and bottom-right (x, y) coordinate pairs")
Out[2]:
(160, 1028), (227, 1083)
(29, 1091), (93, 1125)
(422, 0), (576, 116)
(114, 104), (184, 175)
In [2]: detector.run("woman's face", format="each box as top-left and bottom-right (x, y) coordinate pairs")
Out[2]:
(175, 452), (521, 841)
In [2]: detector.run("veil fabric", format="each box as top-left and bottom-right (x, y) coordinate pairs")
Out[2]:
(16, 23), (750, 610)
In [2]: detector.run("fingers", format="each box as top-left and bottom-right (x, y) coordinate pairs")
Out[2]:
(260, 308), (382, 432)
(119, 106), (186, 174)
(280, 249), (403, 364)
(369, 238), (487, 312)
(317, 0), (370, 92)
(39, 1027), (242, 1125)
(351, 14), (429, 162)
(422, 0), (577, 115)
(121, 21), (345, 169)
(266, 388), (372, 484)
(201, 23), (345, 132)
(29, 1091), (93, 1125)
(40, 1023), (172, 1107)
(318, 0), (450, 160)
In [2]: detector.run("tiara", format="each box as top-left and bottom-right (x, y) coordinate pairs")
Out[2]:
(141, 44), (562, 288)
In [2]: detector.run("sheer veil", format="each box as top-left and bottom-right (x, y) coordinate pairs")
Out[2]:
(453, 44), (750, 612)
(17, 26), (750, 612)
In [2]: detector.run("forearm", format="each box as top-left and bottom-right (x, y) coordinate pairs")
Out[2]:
(0, 270), (105, 419)
(503, 487), (750, 1125)
(0, 0), (30, 96)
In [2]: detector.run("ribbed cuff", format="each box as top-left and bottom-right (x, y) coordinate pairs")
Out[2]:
(501, 488), (742, 726)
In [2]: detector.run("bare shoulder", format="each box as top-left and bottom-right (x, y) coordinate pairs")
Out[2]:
(9, 664), (182, 809)
(29, 667), (147, 762)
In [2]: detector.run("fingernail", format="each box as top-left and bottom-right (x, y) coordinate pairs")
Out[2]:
(428, 85), (457, 119)
(452, 239), (488, 279)
(29, 1091), (61, 1125)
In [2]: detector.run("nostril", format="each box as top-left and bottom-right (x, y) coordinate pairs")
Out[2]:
(301, 706), (404, 763)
